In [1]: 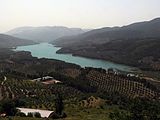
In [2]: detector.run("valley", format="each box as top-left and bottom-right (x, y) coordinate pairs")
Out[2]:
(0, 17), (160, 120)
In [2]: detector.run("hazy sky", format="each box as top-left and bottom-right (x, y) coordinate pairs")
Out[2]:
(0, 0), (160, 32)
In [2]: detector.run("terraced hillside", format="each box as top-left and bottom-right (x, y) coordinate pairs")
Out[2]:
(86, 70), (160, 99)
(0, 50), (159, 100)
(0, 77), (83, 110)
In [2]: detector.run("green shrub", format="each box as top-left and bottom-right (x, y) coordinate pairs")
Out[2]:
(16, 112), (26, 117)
(34, 112), (41, 118)
(27, 112), (33, 117)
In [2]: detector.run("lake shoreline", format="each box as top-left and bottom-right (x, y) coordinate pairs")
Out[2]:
(56, 49), (139, 72)
(15, 43), (138, 72)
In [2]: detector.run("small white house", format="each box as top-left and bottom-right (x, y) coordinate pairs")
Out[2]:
(17, 108), (54, 118)
(33, 76), (53, 81)
(32, 76), (62, 84)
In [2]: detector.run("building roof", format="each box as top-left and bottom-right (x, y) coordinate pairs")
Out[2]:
(17, 108), (54, 118)
(33, 76), (53, 81)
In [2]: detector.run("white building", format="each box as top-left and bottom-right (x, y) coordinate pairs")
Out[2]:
(17, 108), (54, 118)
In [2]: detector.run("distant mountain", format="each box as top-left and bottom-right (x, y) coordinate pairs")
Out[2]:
(0, 34), (35, 48)
(6, 26), (89, 42)
(52, 18), (160, 46)
(52, 18), (160, 70)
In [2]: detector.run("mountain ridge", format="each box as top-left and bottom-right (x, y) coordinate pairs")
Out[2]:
(52, 18), (160, 70)
(6, 26), (90, 42)
(52, 18), (160, 46)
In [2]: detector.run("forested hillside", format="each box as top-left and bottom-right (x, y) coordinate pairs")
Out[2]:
(0, 34), (35, 48)
(53, 18), (160, 70)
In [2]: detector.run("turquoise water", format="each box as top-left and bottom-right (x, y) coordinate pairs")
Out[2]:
(15, 43), (136, 72)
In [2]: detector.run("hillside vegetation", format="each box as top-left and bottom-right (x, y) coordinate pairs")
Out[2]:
(0, 49), (160, 119)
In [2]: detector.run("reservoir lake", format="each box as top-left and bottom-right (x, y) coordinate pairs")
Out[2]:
(15, 43), (136, 72)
